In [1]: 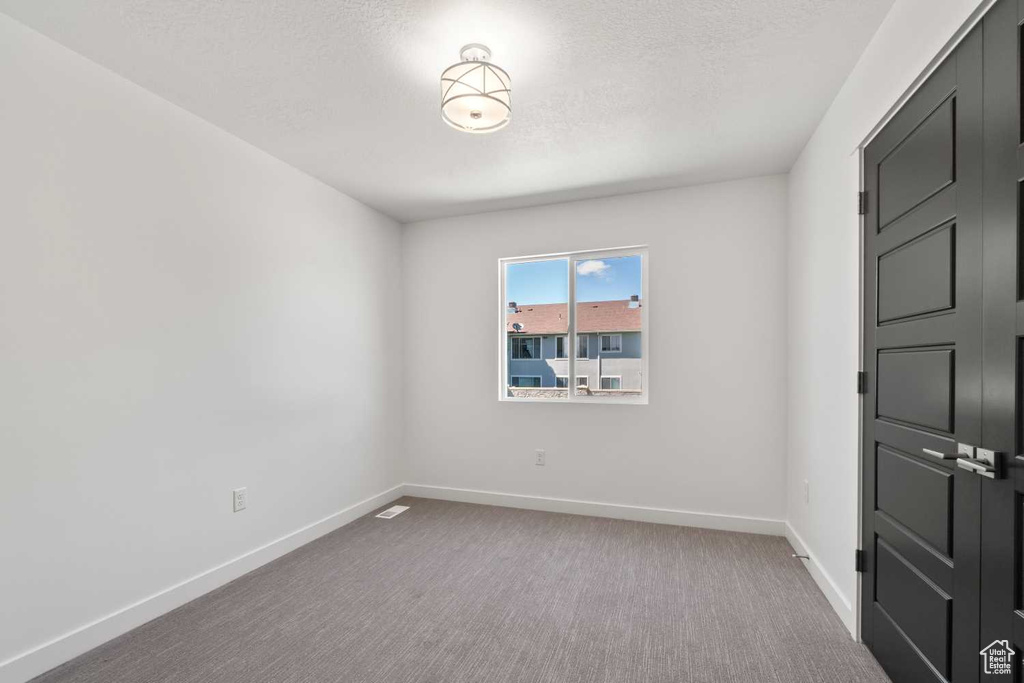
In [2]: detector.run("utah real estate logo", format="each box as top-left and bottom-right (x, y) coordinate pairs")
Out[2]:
(980, 639), (1015, 675)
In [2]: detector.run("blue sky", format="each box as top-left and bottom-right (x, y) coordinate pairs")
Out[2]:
(506, 255), (642, 305)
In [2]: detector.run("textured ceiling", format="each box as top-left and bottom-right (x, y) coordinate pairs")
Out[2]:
(0, 0), (895, 222)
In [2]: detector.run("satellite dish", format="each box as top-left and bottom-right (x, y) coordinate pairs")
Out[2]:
(512, 323), (523, 332)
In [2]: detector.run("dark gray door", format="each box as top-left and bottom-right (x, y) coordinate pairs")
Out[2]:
(978, 0), (1024, 678)
(861, 26), (985, 683)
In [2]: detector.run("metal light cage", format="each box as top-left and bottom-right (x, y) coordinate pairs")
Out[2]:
(440, 44), (511, 133)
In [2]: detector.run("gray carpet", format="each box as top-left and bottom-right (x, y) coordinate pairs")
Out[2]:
(31, 497), (889, 683)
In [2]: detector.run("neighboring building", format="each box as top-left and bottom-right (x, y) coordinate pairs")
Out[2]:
(506, 297), (642, 392)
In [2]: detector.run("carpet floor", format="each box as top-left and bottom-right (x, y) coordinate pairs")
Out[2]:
(31, 497), (889, 683)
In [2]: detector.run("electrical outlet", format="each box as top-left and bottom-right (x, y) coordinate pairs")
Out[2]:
(233, 487), (247, 513)
(535, 449), (546, 466)
(803, 480), (810, 505)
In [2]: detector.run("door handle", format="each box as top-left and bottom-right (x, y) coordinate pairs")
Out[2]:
(957, 458), (997, 478)
(956, 448), (1003, 479)
(923, 443), (974, 460)
(923, 448), (960, 460)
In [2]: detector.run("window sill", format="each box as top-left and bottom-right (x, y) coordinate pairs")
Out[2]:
(502, 387), (647, 405)
(499, 396), (649, 405)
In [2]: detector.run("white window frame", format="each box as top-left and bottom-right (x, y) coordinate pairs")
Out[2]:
(600, 375), (622, 390)
(555, 375), (569, 388)
(576, 334), (589, 360)
(499, 245), (648, 405)
(510, 336), (542, 361)
(576, 376), (589, 388)
(510, 375), (542, 388)
(555, 335), (568, 359)
(600, 334), (622, 354)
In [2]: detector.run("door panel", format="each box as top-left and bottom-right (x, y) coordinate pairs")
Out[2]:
(878, 223), (955, 323)
(862, 25), (984, 683)
(876, 349), (955, 431)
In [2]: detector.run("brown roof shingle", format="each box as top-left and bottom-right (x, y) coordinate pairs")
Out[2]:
(506, 299), (641, 335)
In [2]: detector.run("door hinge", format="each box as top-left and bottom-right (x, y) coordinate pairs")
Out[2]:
(858, 191), (868, 216)
(855, 549), (865, 573)
(857, 371), (867, 394)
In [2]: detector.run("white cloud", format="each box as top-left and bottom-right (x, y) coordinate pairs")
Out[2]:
(576, 260), (610, 277)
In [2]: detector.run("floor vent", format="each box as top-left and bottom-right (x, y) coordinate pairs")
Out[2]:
(376, 505), (409, 519)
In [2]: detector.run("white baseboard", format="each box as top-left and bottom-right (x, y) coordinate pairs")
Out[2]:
(785, 523), (856, 637)
(402, 483), (786, 536)
(0, 484), (404, 683)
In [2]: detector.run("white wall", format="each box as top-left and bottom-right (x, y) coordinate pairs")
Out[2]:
(402, 176), (788, 528)
(0, 14), (403, 681)
(786, 0), (989, 636)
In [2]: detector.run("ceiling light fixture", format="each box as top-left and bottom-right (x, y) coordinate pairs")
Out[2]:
(440, 43), (511, 133)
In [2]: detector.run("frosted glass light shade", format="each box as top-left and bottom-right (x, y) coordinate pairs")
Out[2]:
(440, 44), (511, 133)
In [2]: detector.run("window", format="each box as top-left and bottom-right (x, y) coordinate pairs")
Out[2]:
(601, 334), (622, 353)
(576, 335), (589, 359)
(511, 336), (541, 360)
(501, 246), (646, 404)
(504, 259), (568, 400)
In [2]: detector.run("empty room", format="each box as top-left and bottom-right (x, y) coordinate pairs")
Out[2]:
(2, 0), (1020, 681)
